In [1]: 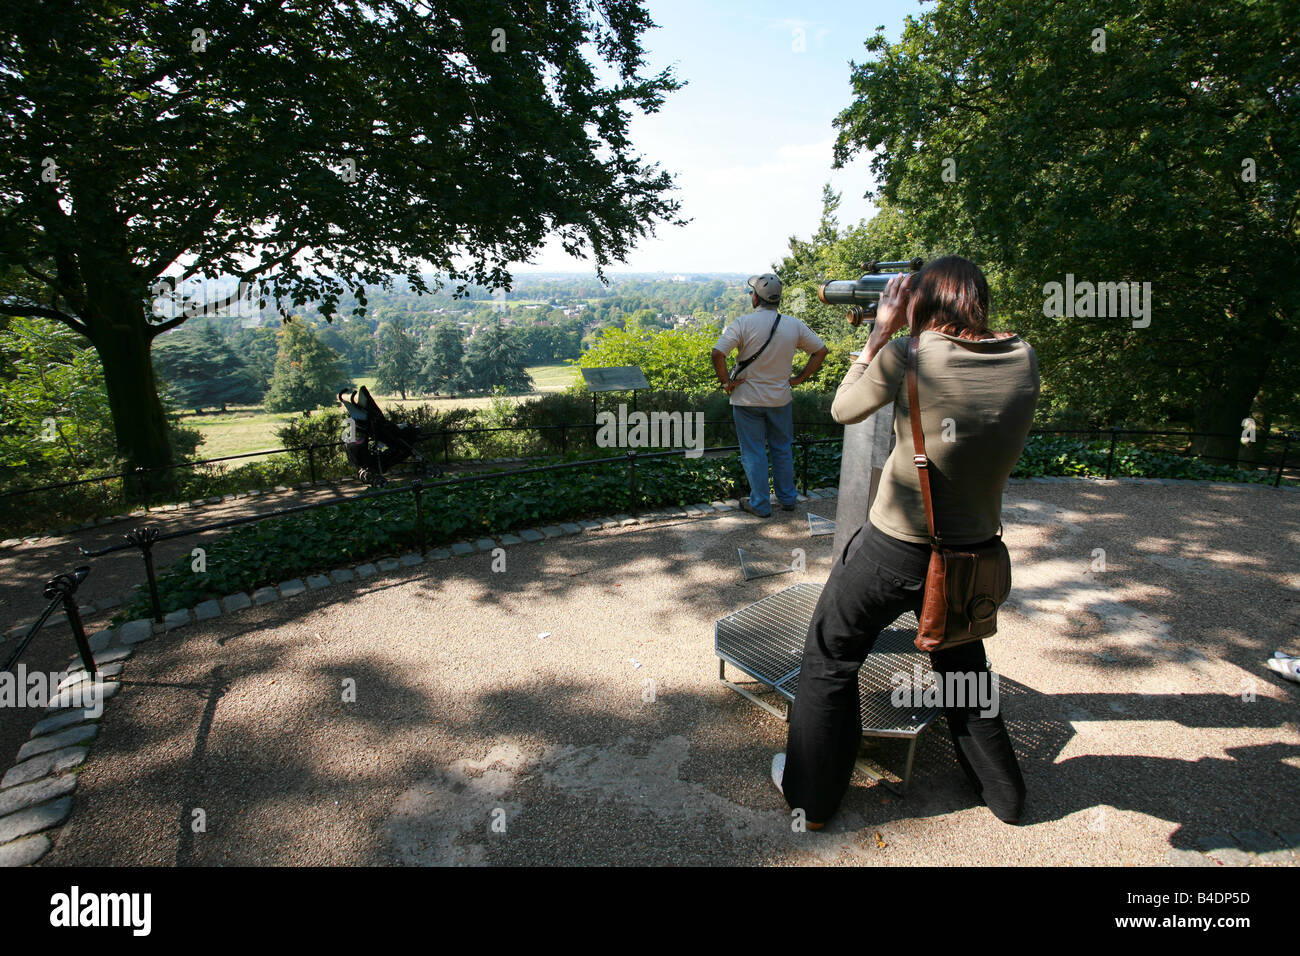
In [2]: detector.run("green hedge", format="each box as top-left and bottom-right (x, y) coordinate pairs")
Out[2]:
(1013, 435), (1278, 483)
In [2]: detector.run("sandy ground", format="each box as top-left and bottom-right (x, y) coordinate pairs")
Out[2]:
(28, 480), (1300, 866)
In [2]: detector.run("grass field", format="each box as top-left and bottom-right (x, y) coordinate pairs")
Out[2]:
(183, 363), (580, 459)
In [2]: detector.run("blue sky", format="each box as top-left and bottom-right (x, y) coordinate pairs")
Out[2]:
(520, 0), (924, 275)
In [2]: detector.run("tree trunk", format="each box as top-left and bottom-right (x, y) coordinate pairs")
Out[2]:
(1238, 408), (1270, 469)
(85, 290), (176, 500)
(1190, 308), (1279, 469)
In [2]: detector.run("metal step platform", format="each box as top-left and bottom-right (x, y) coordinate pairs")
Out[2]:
(715, 582), (942, 794)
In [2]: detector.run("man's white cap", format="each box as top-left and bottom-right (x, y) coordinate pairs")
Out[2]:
(747, 273), (782, 304)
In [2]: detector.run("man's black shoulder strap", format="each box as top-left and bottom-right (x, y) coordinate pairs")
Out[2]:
(729, 312), (781, 382)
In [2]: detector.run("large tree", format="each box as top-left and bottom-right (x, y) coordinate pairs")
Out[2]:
(152, 322), (265, 411)
(832, 0), (1298, 462)
(0, 0), (683, 485)
(459, 320), (533, 393)
(263, 318), (343, 412)
(375, 317), (419, 399)
(417, 321), (465, 394)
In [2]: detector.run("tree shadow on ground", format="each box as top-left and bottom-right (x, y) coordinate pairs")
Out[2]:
(35, 482), (1300, 865)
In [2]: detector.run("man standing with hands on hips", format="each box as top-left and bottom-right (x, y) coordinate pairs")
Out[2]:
(711, 273), (829, 517)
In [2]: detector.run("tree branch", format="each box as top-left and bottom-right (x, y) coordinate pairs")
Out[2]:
(21, 263), (57, 287)
(146, 313), (189, 336)
(0, 300), (89, 336)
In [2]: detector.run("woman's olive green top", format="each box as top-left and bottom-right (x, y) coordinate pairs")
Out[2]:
(832, 329), (1040, 545)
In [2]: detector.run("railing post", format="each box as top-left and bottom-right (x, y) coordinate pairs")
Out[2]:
(132, 465), (148, 508)
(443, 431), (451, 464)
(49, 567), (96, 676)
(5, 568), (96, 676)
(560, 423), (567, 454)
(1105, 427), (1118, 479)
(627, 450), (637, 509)
(125, 527), (164, 623)
(411, 480), (426, 553)
(1277, 433), (1292, 488)
(800, 437), (810, 496)
(307, 444), (318, 485)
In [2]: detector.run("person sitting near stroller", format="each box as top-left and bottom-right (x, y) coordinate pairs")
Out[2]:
(339, 386), (431, 485)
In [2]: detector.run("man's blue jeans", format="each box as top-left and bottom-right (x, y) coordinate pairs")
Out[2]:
(732, 402), (797, 516)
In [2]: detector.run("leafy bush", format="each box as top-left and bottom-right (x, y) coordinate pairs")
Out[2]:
(0, 316), (118, 480)
(577, 322), (720, 394)
(507, 391), (599, 454)
(275, 406), (349, 476)
(391, 402), (479, 462)
(477, 387), (838, 458)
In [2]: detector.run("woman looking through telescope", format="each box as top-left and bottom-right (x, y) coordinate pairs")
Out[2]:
(770, 255), (1039, 828)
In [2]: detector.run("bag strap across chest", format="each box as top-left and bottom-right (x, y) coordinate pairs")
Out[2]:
(729, 312), (781, 382)
(906, 335), (940, 549)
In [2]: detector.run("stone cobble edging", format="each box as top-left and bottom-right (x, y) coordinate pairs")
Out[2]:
(0, 493), (828, 865)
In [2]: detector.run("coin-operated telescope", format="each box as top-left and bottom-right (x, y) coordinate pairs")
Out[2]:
(817, 258), (925, 326)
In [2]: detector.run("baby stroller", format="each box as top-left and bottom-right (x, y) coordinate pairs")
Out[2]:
(338, 386), (439, 486)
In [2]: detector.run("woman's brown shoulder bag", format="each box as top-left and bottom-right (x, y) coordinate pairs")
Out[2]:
(906, 335), (1011, 652)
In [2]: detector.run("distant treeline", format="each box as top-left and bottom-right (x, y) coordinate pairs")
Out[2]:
(146, 275), (758, 413)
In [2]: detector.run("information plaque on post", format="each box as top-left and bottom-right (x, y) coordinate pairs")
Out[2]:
(581, 365), (649, 418)
(580, 366), (649, 393)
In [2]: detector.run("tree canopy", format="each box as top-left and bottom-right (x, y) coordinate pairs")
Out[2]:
(375, 318), (419, 399)
(417, 322), (466, 394)
(460, 321), (533, 394)
(0, 0), (683, 480)
(826, 0), (1298, 459)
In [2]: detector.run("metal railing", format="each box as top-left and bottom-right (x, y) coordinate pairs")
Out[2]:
(77, 437), (844, 623)
(17, 418), (1295, 628)
(3, 567), (97, 677)
(3, 418), (1292, 506)
(2, 417), (1294, 553)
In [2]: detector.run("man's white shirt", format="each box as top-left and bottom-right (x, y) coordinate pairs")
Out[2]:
(714, 307), (825, 407)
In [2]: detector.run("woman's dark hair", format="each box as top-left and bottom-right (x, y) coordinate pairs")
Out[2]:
(909, 255), (990, 340)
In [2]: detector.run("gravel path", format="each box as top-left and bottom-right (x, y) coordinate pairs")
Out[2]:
(30, 480), (1300, 866)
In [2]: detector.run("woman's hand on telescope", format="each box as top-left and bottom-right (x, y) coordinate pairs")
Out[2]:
(859, 273), (913, 364)
(875, 272), (912, 337)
